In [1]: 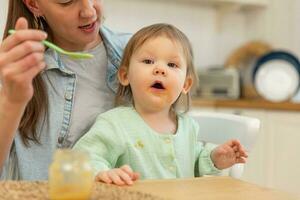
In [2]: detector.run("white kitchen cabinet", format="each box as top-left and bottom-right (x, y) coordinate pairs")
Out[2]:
(263, 111), (300, 195)
(192, 106), (300, 196)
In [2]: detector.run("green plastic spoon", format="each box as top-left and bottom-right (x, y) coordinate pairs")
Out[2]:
(9, 29), (93, 59)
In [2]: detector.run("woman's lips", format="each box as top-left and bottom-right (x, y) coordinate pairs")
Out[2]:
(79, 22), (96, 33)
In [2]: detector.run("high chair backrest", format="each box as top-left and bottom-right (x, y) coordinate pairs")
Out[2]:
(189, 111), (260, 179)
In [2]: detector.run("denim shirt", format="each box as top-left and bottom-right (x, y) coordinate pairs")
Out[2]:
(0, 26), (131, 180)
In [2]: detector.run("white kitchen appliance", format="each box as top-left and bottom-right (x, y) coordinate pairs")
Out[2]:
(196, 68), (240, 99)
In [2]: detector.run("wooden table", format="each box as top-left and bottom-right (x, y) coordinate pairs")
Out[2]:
(0, 180), (161, 200)
(0, 177), (299, 200)
(129, 177), (300, 200)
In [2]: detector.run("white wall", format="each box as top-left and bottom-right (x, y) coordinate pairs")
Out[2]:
(0, 0), (8, 40)
(104, 0), (247, 68)
(104, 0), (300, 69)
(244, 0), (300, 57)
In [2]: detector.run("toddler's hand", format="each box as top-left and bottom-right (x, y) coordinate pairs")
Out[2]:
(95, 165), (139, 186)
(211, 139), (248, 170)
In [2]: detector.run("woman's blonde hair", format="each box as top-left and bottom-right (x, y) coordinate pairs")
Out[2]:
(115, 23), (198, 112)
(2, 0), (53, 146)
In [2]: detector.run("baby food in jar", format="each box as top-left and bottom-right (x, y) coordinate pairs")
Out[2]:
(49, 149), (93, 200)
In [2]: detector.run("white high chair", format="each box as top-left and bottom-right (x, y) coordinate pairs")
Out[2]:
(189, 111), (260, 179)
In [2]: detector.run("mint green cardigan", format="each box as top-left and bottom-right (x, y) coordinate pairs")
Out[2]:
(74, 107), (220, 179)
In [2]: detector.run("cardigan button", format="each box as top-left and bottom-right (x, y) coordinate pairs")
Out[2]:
(164, 138), (171, 144)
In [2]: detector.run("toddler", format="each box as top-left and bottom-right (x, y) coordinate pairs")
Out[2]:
(74, 23), (247, 185)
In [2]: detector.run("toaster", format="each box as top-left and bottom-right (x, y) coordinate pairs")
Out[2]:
(196, 68), (240, 99)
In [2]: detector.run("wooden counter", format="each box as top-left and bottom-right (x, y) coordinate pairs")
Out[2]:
(192, 98), (300, 111)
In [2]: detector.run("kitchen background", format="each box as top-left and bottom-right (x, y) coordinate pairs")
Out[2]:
(1, 0), (300, 197)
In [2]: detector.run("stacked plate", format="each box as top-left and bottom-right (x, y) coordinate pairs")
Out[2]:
(252, 51), (300, 102)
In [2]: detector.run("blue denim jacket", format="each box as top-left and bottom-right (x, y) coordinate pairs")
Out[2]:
(0, 26), (131, 180)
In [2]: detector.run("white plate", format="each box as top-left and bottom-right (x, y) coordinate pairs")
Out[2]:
(254, 60), (300, 102)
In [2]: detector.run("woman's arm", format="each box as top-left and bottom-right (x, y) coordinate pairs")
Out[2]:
(0, 17), (47, 170)
(0, 94), (26, 170)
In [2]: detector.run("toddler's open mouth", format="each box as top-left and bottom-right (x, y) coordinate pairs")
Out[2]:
(151, 81), (165, 90)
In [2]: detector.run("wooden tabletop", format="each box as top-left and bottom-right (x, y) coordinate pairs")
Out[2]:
(192, 98), (300, 111)
(128, 177), (300, 200)
(0, 177), (299, 200)
(0, 181), (162, 200)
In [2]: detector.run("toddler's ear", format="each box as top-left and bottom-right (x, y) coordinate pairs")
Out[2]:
(182, 76), (193, 94)
(118, 66), (130, 86)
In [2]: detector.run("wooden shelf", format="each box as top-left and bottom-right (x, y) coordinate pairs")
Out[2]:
(192, 98), (300, 111)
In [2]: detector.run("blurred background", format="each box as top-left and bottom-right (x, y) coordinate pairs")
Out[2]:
(1, 0), (300, 197)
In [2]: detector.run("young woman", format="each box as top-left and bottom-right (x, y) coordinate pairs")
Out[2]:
(0, 0), (130, 180)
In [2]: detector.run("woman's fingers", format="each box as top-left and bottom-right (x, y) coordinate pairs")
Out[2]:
(1, 41), (45, 67)
(2, 53), (45, 87)
(1, 17), (46, 53)
(14, 61), (46, 83)
(15, 17), (28, 30)
(2, 51), (45, 77)
(0, 63), (45, 104)
(0, 16), (48, 105)
(1, 30), (47, 53)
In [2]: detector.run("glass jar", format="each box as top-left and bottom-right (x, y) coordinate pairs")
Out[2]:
(49, 149), (93, 200)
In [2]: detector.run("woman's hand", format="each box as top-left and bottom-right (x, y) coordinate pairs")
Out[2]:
(210, 139), (248, 170)
(0, 17), (47, 106)
(95, 165), (140, 186)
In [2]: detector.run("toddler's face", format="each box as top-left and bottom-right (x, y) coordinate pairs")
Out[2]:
(35, 0), (103, 50)
(124, 36), (192, 112)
